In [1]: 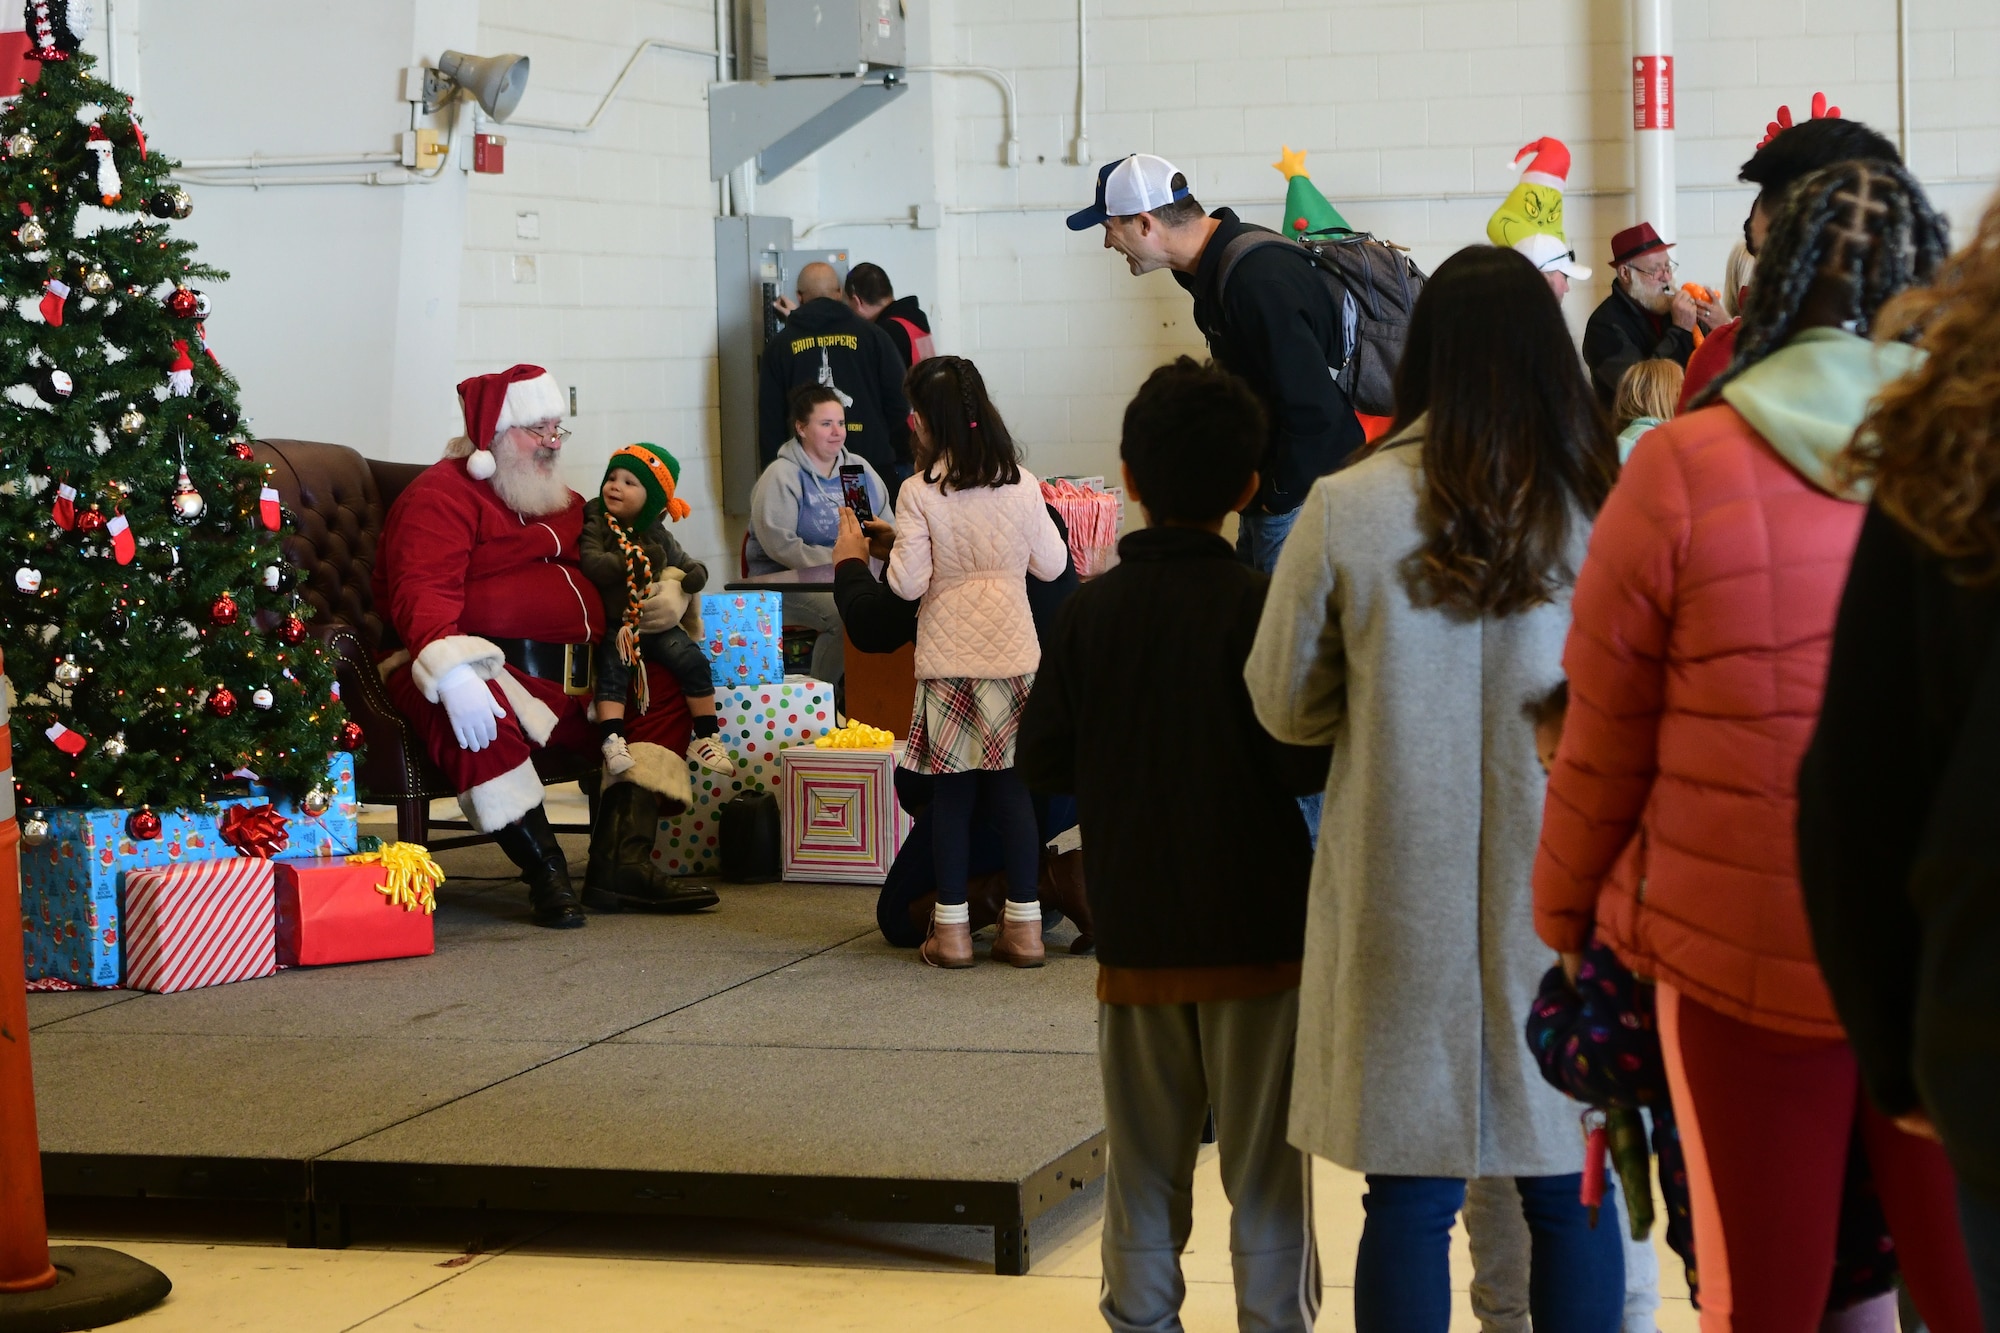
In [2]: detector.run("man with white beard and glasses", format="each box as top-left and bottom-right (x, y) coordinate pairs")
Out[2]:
(373, 364), (718, 927)
(1581, 222), (1725, 408)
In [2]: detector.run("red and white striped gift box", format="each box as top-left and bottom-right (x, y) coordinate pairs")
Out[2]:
(122, 858), (278, 994)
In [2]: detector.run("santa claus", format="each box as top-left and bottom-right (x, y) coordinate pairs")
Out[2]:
(373, 364), (717, 927)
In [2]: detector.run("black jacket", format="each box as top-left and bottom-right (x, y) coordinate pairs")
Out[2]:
(1581, 284), (1695, 408)
(1016, 526), (1329, 970)
(876, 294), (932, 370)
(833, 506), (1076, 654)
(1175, 208), (1364, 515)
(758, 297), (910, 477)
(1798, 503), (2000, 1194)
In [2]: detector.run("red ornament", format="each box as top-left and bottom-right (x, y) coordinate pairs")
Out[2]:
(228, 441), (254, 460)
(127, 807), (163, 841)
(75, 506), (105, 533)
(337, 719), (365, 751)
(166, 285), (198, 318)
(207, 686), (238, 717)
(210, 591), (238, 626)
(278, 615), (306, 644)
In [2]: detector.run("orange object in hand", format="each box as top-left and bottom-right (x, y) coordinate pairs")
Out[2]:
(1682, 282), (1721, 347)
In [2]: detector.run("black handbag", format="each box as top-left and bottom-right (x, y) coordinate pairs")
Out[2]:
(718, 790), (781, 882)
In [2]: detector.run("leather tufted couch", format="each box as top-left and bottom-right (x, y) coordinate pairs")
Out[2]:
(253, 438), (598, 847)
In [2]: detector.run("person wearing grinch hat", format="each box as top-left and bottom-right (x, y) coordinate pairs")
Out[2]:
(1486, 138), (1573, 248)
(579, 442), (735, 780)
(373, 364), (719, 927)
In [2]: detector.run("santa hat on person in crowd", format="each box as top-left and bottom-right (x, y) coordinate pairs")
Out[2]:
(455, 364), (565, 481)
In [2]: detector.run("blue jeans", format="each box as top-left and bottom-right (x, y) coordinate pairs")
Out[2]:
(1963, 1181), (2000, 1332)
(1355, 1174), (1622, 1333)
(1238, 507), (1323, 843)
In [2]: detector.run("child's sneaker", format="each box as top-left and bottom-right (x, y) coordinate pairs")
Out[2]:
(687, 734), (736, 777)
(601, 733), (635, 776)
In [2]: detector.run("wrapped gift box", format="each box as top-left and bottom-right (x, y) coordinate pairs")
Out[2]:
(122, 858), (278, 994)
(778, 744), (914, 885)
(274, 859), (435, 967)
(20, 753), (358, 987)
(701, 591), (784, 689)
(653, 678), (832, 875)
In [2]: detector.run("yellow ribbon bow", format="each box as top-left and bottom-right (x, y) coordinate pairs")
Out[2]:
(347, 842), (446, 914)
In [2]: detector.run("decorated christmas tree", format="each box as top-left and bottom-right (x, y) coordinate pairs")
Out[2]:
(0, 42), (349, 831)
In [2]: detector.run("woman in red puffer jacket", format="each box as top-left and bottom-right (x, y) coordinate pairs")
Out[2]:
(1533, 161), (1980, 1333)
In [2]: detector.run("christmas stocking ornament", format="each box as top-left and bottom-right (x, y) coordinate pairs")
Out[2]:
(40, 277), (66, 326)
(106, 511), (134, 564)
(259, 484), (281, 530)
(45, 721), (87, 756)
(167, 340), (194, 395)
(84, 124), (120, 204)
(51, 480), (75, 529)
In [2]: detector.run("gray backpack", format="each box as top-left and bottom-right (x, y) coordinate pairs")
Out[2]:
(1216, 225), (1427, 418)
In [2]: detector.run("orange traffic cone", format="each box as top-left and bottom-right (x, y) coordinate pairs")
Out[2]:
(0, 646), (172, 1326)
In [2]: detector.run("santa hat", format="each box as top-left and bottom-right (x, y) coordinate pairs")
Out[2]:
(456, 364), (565, 481)
(604, 442), (690, 531)
(1512, 137), (1572, 190)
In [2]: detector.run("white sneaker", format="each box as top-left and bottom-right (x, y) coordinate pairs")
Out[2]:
(686, 733), (736, 777)
(601, 733), (635, 776)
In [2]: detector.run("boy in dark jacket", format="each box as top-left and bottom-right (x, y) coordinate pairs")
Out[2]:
(580, 443), (735, 778)
(1017, 357), (1330, 1333)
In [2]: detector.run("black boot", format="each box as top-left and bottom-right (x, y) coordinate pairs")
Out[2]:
(492, 805), (586, 929)
(582, 782), (720, 914)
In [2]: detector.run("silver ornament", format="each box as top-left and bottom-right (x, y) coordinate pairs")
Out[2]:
(251, 687), (274, 710)
(168, 187), (193, 219)
(16, 215), (45, 247)
(303, 787), (332, 816)
(117, 405), (145, 435)
(52, 655), (83, 685)
(22, 815), (50, 845)
(171, 467), (204, 523)
(192, 290), (212, 318)
(102, 732), (127, 758)
(81, 264), (111, 296)
(6, 131), (34, 157)
(14, 565), (42, 593)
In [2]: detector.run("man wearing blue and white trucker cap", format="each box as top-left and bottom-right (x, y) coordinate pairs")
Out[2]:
(1069, 154), (1363, 576)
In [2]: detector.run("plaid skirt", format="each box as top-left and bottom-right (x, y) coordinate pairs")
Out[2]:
(899, 674), (1035, 775)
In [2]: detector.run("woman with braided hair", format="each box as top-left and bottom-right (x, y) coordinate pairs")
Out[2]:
(886, 355), (1069, 968)
(1535, 159), (1984, 1329)
(1801, 187), (2000, 1323)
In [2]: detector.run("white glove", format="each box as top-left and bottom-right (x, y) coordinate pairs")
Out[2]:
(638, 578), (690, 633)
(436, 662), (504, 752)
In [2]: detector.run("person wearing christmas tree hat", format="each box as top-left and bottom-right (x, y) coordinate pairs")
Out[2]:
(373, 364), (719, 926)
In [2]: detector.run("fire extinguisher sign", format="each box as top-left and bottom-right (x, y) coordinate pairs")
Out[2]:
(1633, 55), (1674, 130)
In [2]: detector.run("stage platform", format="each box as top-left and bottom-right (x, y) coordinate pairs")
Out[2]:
(26, 830), (1106, 1275)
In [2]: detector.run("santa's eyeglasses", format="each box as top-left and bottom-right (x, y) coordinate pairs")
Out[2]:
(522, 425), (572, 445)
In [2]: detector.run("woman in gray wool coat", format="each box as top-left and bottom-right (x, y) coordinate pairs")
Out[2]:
(1244, 245), (1624, 1332)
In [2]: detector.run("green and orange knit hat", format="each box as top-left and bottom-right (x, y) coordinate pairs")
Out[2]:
(603, 442), (690, 529)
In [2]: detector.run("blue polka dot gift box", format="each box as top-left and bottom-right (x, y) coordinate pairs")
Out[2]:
(652, 679), (831, 876)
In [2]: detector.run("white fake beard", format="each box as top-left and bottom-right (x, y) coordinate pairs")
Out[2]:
(488, 445), (574, 516)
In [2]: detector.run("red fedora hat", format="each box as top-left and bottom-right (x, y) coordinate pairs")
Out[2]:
(1610, 222), (1674, 267)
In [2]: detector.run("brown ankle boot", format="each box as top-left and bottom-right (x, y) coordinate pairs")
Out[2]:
(920, 917), (975, 969)
(990, 911), (1046, 968)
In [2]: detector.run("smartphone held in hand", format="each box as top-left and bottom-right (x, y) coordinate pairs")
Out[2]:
(839, 464), (873, 522)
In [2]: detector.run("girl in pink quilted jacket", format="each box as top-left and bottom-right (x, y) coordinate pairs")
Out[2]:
(886, 356), (1069, 969)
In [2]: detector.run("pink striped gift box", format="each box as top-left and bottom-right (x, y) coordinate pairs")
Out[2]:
(122, 858), (278, 994)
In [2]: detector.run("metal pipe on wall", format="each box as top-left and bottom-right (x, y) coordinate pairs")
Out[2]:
(1071, 0), (1089, 166)
(1896, 0), (1911, 160)
(1632, 0), (1675, 240)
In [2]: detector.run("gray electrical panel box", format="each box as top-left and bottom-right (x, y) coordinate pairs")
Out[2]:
(765, 0), (905, 77)
(713, 214), (851, 516)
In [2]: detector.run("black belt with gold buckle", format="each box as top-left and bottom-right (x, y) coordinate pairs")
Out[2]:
(488, 637), (593, 697)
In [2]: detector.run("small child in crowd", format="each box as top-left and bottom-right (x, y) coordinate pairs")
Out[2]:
(885, 355), (1068, 969)
(579, 442), (736, 779)
(1612, 359), (1684, 463)
(1017, 357), (1330, 1332)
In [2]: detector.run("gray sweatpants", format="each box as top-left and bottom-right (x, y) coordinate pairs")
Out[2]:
(1098, 988), (1320, 1333)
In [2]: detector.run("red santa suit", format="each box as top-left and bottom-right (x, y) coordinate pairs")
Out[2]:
(373, 367), (692, 831)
